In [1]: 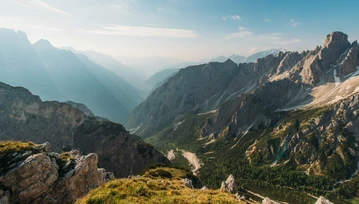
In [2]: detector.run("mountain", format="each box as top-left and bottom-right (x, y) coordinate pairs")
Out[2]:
(244, 49), (285, 63)
(65, 101), (95, 117)
(0, 82), (170, 177)
(0, 28), (143, 123)
(144, 68), (180, 93)
(0, 29), (59, 100)
(209, 50), (284, 64)
(210, 54), (246, 64)
(127, 32), (359, 203)
(143, 51), (284, 96)
(64, 48), (146, 91)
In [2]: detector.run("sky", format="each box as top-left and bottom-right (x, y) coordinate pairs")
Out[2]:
(0, 0), (358, 62)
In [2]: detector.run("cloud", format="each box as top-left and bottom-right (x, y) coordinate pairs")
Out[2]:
(223, 15), (241, 21)
(249, 47), (259, 53)
(109, 3), (131, 14)
(6, 0), (33, 8)
(80, 24), (196, 38)
(224, 30), (253, 39)
(225, 27), (301, 45)
(238, 26), (248, 31)
(264, 18), (270, 22)
(31, 0), (72, 17)
(289, 19), (300, 27)
(274, 38), (301, 45)
(157, 7), (164, 11)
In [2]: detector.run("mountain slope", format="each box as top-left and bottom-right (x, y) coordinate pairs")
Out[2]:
(127, 51), (306, 137)
(64, 48), (146, 90)
(0, 82), (170, 177)
(127, 32), (359, 202)
(127, 32), (358, 138)
(210, 54), (246, 64)
(144, 68), (180, 93)
(0, 28), (143, 123)
(245, 49), (285, 63)
(0, 28), (59, 100)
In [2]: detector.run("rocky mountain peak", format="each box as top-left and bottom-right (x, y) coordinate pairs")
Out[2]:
(323, 31), (350, 48)
(0, 28), (30, 46)
(33, 39), (55, 50)
(352, 40), (358, 46)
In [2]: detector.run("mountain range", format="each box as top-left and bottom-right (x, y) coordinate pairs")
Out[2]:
(126, 31), (359, 203)
(143, 49), (284, 95)
(0, 28), (143, 123)
(1, 29), (358, 203)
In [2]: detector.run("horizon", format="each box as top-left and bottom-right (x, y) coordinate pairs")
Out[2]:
(1, 0), (358, 63)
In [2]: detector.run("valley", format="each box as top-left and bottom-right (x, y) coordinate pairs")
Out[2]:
(0, 1), (358, 203)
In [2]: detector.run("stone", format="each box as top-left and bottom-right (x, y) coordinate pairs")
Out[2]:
(200, 186), (208, 191)
(0, 141), (113, 204)
(262, 197), (278, 204)
(182, 178), (194, 188)
(315, 196), (333, 204)
(39, 142), (51, 152)
(0, 195), (9, 204)
(220, 174), (236, 193)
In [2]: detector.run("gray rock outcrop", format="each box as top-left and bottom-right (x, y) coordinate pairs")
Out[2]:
(315, 196), (333, 204)
(0, 142), (112, 204)
(182, 178), (194, 188)
(220, 174), (236, 193)
(262, 197), (279, 204)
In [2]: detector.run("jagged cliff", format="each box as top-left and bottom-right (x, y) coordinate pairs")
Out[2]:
(0, 82), (170, 177)
(0, 141), (113, 204)
(127, 32), (359, 140)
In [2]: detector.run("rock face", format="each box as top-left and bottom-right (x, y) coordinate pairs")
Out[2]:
(0, 142), (112, 204)
(0, 82), (170, 177)
(127, 32), (359, 140)
(65, 101), (95, 117)
(220, 174), (236, 193)
(315, 196), (333, 204)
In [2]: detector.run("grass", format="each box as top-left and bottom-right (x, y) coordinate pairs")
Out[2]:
(0, 141), (38, 174)
(141, 167), (194, 180)
(0, 141), (36, 157)
(76, 167), (250, 204)
(60, 152), (75, 162)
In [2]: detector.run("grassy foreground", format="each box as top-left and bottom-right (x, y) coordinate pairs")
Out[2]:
(76, 167), (250, 204)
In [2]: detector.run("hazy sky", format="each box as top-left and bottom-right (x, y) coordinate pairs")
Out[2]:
(1, 0), (358, 61)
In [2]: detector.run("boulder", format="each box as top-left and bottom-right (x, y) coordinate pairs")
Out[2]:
(182, 178), (194, 188)
(0, 142), (113, 204)
(220, 174), (236, 193)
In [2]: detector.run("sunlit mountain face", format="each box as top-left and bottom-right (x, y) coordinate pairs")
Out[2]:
(0, 1), (359, 203)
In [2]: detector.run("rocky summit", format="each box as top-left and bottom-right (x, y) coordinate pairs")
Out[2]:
(0, 141), (113, 204)
(0, 82), (170, 177)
